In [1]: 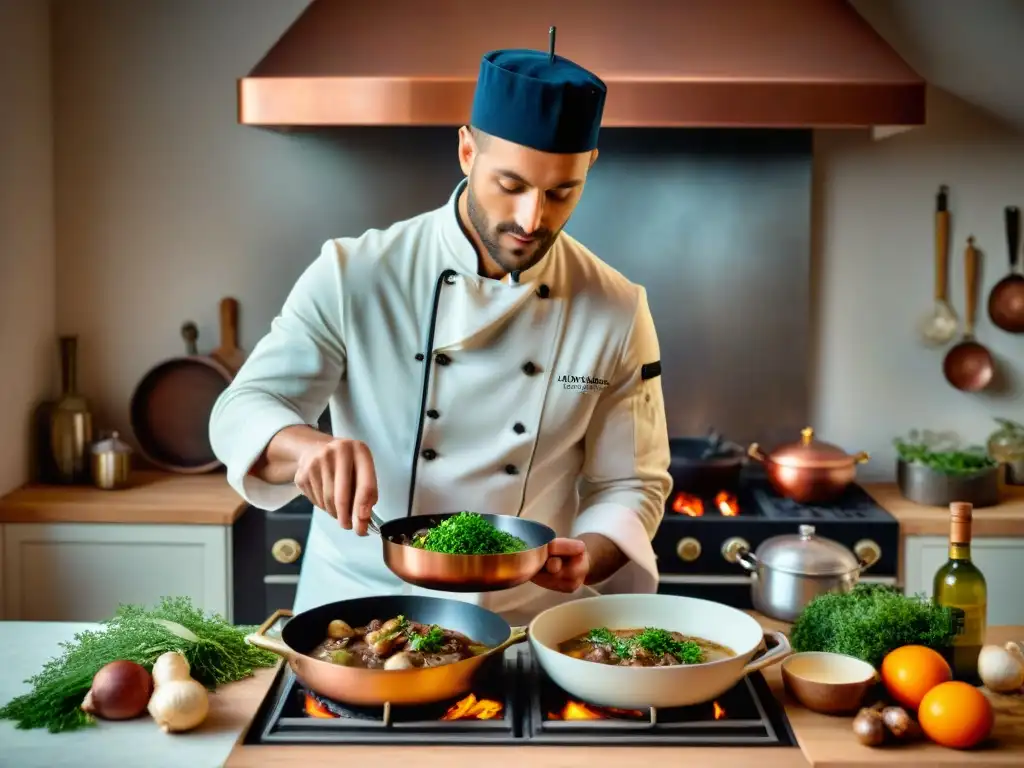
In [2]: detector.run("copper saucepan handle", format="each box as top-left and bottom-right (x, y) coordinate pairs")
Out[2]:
(741, 631), (791, 675)
(747, 443), (767, 462)
(245, 608), (296, 660)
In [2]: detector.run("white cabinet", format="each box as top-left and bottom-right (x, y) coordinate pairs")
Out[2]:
(2, 523), (231, 622)
(903, 536), (1024, 627)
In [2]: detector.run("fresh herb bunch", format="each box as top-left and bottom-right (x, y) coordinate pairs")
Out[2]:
(412, 512), (527, 555)
(586, 627), (704, 664)
(790, 584), (957, 668)
(0, 596), (278, 733)
(893, 430), (996, 476)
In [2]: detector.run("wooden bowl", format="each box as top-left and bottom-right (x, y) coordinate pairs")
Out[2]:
(782, 651), (878, 715)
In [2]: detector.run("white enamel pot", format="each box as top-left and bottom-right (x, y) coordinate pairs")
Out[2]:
(528, 593), (791, 710)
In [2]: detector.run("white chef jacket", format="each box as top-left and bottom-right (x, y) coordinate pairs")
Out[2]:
(209, 180), (672, 625)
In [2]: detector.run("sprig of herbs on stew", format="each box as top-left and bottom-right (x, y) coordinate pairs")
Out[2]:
(411, 512), (528, 555)
(406, 625), (445, 653)
(586, 627), (704, 664)
(893, 432), (996, 476)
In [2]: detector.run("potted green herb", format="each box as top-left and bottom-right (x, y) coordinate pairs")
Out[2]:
(894, 430), (999, 508)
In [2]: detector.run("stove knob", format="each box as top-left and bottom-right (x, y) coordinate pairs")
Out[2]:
(676, 537), (702, 562)
(722, 537), (751, 564)
(854, 538), (881, 568)
(271, 538), (302, 564)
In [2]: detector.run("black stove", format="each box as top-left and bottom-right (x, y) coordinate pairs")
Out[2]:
(243, 646), (795, 747)
(653, 466), (900, 607)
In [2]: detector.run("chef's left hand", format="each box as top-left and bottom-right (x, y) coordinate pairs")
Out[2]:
(531, 537), (590, 593)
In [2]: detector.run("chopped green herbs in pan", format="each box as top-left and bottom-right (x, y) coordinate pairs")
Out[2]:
(411, 512), (528, 555)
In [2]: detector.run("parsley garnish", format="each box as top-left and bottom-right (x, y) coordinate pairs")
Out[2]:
(411, 512), (527, 555)
(406, 625), (445, 653)
(585, 626), (704, 664)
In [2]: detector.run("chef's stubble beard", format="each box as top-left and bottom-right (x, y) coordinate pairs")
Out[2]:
(466, 181), (560, 276)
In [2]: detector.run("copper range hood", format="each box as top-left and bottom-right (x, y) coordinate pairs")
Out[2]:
(238, 0), (925, 129)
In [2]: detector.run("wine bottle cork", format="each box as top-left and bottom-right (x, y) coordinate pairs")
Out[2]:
(949, 501), (974, 544)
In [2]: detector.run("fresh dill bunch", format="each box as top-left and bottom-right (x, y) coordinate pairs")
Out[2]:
(413, 512), (527, 555)
(0, 596), (278, 733)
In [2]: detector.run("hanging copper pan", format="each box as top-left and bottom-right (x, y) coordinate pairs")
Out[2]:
(988, 206), (1024, 334)
(944, 237), (995, 391)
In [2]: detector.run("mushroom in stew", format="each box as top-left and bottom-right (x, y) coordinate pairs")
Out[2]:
(309, 615), (489, 670)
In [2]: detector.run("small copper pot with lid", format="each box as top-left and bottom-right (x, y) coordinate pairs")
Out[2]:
(748, 427), (869, 504)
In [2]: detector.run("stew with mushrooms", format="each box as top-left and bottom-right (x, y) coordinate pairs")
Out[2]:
(309, 615), (489, 670)
(558, 627), (735, 667)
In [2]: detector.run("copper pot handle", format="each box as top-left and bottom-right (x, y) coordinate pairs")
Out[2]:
(747, 443), (767, 462)
(245, 608), (296, 661)
(852, 451), (870, 465)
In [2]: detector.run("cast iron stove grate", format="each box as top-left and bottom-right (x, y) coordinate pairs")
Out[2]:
(243, 647), (795, 747)
(525, 654), (794, 746)
(754, 483), (893, 521)
(245, 650), (520, 744)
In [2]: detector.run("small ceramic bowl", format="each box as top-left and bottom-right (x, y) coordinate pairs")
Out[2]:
(782, 651), (879, 715)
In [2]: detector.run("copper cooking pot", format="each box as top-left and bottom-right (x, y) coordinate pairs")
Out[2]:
(747, 427), (869, 504)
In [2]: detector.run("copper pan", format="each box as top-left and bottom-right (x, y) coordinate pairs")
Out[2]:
(368, 511), (555, 592)
(244, 596), (528, 707)
(944, 237), (995, 392)
(987, 206), (1024, 334)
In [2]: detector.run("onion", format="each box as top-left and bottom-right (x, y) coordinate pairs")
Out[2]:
(978, 643), (1024, 693)
(81, 660), (153, 720)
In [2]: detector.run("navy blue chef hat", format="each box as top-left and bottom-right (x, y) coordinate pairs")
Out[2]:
(470, 44), (607, 155)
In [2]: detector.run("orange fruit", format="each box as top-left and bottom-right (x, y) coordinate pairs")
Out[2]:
(880, 645), (952, 710)
(919, 681), (994, 749)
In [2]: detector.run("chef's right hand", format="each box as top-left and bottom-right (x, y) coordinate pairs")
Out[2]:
(295, 438), (379, 536)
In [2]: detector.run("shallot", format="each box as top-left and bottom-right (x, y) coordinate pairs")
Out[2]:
(81, 660), (153, 720)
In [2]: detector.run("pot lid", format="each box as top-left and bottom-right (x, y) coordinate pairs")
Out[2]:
(768, 427), (859, 469)
(91, 431), (133, 455)
(757, 524), (859, 576)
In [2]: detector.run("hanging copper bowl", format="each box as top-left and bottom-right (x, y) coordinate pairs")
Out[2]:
(748, 427), (869, 504)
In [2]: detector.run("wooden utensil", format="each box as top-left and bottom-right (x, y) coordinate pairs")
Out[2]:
(988, 206), (1024, 334)
(211, 297), (246, 374)
(943, 237), (995, 392)
(129, 322), (232, 473)
(917, 185), (959, 346)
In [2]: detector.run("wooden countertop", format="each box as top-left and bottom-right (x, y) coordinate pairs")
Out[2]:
(0, 471), (247, 525)
(863, 483), (1024, 537)
(223, 619), (1024, 767)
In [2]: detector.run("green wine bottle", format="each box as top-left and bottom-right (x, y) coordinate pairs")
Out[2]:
(932, 501), (987, 683)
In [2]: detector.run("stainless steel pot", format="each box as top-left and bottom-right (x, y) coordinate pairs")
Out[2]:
(723, 525), (881, 622)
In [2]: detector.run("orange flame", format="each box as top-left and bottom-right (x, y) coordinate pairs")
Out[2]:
(548, 701), (646, 720)
(304, 695), (337, 719)
(441, 693), (504, 720)
(672, 493), (704, 517)
(672, 491), (740, 517)
(715, 491), (739, 517)
(713, 701), (726, 719)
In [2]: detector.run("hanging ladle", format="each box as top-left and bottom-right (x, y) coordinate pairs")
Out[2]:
(918, 185), (959, 345)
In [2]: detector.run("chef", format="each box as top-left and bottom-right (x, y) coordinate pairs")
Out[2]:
(209, 41), (672, 626)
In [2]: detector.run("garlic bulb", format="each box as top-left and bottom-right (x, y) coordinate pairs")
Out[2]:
(147, 679), (210, 733)
(977, 643), (1024, 693)
(146, 651), (210, 733)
